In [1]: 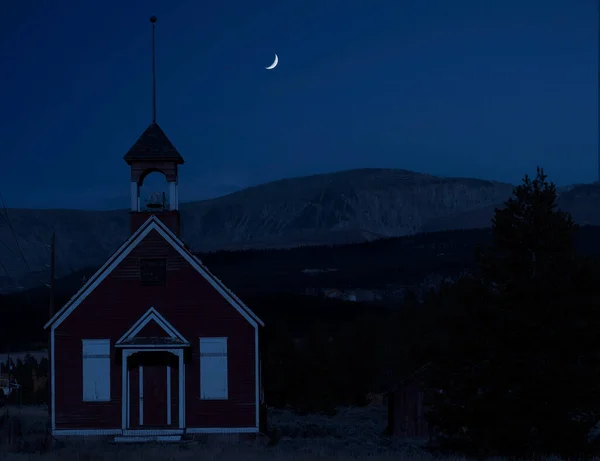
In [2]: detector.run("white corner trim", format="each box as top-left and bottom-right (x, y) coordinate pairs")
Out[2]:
(186, 427), (259, 434)
(122, 350), (132, 430)
(116, 306), (189, 345)
(45, 215), (264, 332)
(167, 365), (171, 426)
(255, 327), (260, 428)
(51, 328), (56, 431)
(139, 365), (144, 426)
(179, 349), (185, 428)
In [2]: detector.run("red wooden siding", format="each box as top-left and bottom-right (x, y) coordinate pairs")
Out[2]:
(53, 229), (257, 430)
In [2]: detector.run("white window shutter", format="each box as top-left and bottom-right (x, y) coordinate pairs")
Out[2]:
(199, 337), (228, 400)
(82, 339), (111, 402)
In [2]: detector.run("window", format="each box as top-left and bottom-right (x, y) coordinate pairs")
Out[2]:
(140, 258), (167, 285)
(82, 339), (111, 402)
(199, 337), (228, 400)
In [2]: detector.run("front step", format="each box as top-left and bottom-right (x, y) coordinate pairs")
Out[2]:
(114, 435), (182, 443)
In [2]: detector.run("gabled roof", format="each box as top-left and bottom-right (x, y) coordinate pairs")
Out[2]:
(44, 215), (264, 331)
(115, 306), (189, 347)
(123, 122), (184, 164)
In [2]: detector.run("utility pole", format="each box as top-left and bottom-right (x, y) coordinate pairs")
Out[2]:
(47, 232), (55, 417)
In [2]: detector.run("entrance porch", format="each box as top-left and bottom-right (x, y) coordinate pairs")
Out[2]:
(114, 307), (190, 442)
(117, 342), (186, 441)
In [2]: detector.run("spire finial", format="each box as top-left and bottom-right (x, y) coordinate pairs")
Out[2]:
(150, 16), (157, 123)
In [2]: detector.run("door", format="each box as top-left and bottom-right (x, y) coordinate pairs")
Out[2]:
(143, 364), (168, 427)
(128, 351), (174, 428)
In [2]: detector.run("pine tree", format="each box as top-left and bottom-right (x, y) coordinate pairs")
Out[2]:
(480, 167), (577, 303)
(424, 168), (600, 458)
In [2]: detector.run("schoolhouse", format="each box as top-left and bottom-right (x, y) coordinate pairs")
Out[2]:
(43, 99), (265, 441)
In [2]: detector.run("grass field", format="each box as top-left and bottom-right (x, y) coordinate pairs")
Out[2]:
(0, 404), (586, 461)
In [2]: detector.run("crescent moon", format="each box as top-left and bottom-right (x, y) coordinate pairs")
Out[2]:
(265, 54), (278, 70)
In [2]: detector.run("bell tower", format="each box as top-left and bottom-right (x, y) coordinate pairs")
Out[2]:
(124, 16), (184, 236)
(124, 122), (184, 236)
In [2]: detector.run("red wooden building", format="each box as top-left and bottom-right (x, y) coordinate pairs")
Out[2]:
(386, 362), (431, 439)
(44, 121), (265, 442)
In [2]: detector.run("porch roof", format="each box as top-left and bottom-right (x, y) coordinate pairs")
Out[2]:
(115, 336), (189, 348)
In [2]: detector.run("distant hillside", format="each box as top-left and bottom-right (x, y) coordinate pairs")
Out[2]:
(6, 168), (598, 292)
(0, 168), (515, 291)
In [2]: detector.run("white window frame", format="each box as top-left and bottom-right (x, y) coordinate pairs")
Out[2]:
(199, 337), (228, 400)
(82, 339), (111, 402)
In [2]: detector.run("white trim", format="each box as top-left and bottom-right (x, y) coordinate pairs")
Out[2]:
(117, 343), (188, 350)
(255, 327), (260, 428)
(45, 219), (153, 331)
(186, 427), (259, 434)
(81, 339), (111, 402)
(126, 366), (131, 428)
(168, 181), (177, 211)
(121, 350), (128, 429)
(45, 215), (264, 331)
(139, 366), (144, 426)
(130, 182), (139, 212)
(178, 349), (185, 428)
(115, 435), (181, 443)
(123, 429), (183, 436)
(167, 365), (171, 426)
(116, 306), (189, 346)
(51, 427), (258, 437)
(51, 329), (56, 431)
(53, 429), (122, 436)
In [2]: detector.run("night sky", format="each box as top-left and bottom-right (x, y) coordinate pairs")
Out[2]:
(0, 0), (596, 210)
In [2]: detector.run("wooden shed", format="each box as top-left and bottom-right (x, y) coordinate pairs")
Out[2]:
(386, 362), (432, 439)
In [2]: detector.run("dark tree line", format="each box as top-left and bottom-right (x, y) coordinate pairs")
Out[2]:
(1, 355), (48, 406)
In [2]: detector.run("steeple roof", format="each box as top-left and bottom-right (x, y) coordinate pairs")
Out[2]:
(123, 122), (184, 165)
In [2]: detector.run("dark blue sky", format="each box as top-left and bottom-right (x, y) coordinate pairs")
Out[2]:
(0, 0), (596, 209)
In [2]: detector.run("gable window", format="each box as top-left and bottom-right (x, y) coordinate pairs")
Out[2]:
(140, 258), (167, 285)
(82, 339), (111, 402)
(199, 337), (228, 400)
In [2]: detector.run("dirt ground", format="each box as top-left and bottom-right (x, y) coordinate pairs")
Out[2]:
(0, 403), (567, 461)
(0, 402), (435, 460)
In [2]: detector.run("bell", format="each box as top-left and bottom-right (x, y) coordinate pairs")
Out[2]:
(145, 192), (163, 210)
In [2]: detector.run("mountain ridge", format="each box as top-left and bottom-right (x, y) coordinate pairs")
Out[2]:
(0, 168), (595, 292)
